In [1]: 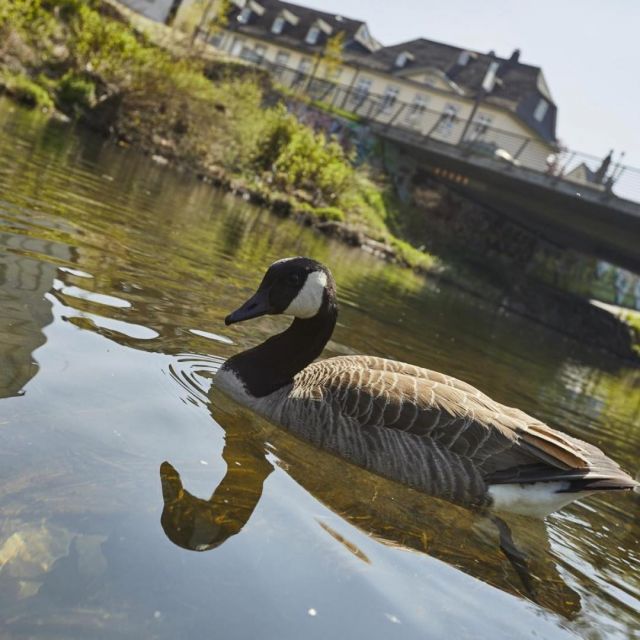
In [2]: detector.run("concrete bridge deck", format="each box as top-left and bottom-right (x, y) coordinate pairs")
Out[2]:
(377, 124), (640, 273)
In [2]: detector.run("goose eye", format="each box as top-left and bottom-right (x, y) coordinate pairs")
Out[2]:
(286, 272), (302, 286)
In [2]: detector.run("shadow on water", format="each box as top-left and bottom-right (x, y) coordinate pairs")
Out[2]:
(160, 370), (582, 620)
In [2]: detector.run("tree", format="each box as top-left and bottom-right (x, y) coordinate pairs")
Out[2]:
(306, 30), (345, 91)
(180, 0), (231, 48)
(205, 0), (232, 39)
(322, 31), (345, 79)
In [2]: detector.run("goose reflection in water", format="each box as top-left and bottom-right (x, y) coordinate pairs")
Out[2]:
(160, 391), (582, 620)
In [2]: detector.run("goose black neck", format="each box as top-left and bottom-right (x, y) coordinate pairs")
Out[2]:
(225, 298), (337, 398)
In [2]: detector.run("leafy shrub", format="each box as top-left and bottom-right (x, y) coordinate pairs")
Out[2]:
(57, 71), (96, 107)
(311, 206), (345, 222)
(1, 73), (54, 109)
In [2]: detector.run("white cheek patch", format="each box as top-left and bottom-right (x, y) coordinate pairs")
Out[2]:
(284, 271), (328, 318)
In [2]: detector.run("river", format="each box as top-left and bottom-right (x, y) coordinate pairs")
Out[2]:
(0, 98), (638, 639)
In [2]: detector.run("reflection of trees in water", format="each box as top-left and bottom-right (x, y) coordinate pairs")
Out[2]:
(0, 233), (72, 399)
(160, 392), (582, 620)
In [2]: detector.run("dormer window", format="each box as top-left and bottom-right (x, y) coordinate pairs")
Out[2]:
(394, 51), (414, 69)
(481, 61), (500, 93)
(305, 26), (320, 45)
(237, 7), (251, 24)
(272, 16), (285, 34)
(534, 98), (548, 121)
(458, 51), (470, 66)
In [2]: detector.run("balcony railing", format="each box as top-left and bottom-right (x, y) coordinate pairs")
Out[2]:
(225, 51), (640, 205)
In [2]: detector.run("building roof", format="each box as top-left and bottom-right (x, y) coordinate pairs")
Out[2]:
(226, 1), (557, 143)
(226, 0), (381, 55)
(361, 38), (557, 142)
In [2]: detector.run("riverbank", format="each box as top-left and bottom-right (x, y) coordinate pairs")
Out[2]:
(0, 0), (435, 273)
(1, 0), (638, 360)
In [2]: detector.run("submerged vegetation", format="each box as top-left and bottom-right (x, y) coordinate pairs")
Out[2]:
(0, 0), (437, 272)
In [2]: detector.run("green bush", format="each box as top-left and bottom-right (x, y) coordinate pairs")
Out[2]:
(1, 73), (54, 109)
(57, 71), (96, 107)
(311, 206), (345, 222)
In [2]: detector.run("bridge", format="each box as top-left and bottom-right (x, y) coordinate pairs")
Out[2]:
(244, 58), (640, 274)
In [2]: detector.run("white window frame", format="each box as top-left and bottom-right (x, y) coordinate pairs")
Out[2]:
(352, 77), (372, 104)
(395, 52), (408, 68)
(406, 94), (429, 124)
(436, 103), (459, 137)
(305, 26), (320, 45)
(458, 51), (470, 66)
(272, 16), (285, 34)
(473, 112), (492, 135)
(381, 86), (400, 114)
(534, 98), (548, 121)
(237, 7), (251, 24)
(230, 38), (244, 57)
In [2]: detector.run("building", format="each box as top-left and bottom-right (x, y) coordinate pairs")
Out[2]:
(121, 0), (560, 170)
(117, 0), (181, 23)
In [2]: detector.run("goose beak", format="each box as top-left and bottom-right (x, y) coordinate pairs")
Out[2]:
(225, 289), (271, 325)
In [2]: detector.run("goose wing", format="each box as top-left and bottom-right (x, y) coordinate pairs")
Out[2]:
(293, 356), (631, 487)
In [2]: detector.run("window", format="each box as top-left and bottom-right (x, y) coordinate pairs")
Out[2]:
(436, 103), (459, 137)
(272, 16), (285, 34)
(457, 51), (470, 66)
(482, 61), (500, 93)
(298, 58), (312, 74)
(395, 52), (408, 68)
(230, 39), (244, 57)
(254, 45), (266, 61)
(239, 46), (256, 61)
(305, 26), (320, 45)
(275, 51), (289, 67)
(406, 94), (429, 124)
(473, 113), (492, 135)
(237, 7), (251, 24)
(534, 98), (548, 121)
(381, 86), (400, 113)
(352, 77), (372, 103)
(210, 32), (224, 47)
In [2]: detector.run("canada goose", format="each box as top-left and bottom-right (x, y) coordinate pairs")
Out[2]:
(217, 257), (637, 517)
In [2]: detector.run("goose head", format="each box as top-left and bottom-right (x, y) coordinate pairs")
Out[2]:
(225, 257), (336, 325)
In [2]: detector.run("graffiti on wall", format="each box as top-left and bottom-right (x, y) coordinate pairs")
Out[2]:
(596, 262), (640, 309)
(285, 100), (376, 163)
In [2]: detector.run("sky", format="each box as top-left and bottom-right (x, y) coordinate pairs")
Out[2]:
(297, 0), (640, 168)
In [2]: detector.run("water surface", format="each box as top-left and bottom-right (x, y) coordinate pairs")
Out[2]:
(0, 99), (638, 639)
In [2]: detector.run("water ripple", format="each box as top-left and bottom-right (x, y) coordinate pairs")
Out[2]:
(167, 353), (224, 407)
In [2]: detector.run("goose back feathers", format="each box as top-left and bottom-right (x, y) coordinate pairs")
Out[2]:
(217, 258), (637, 516)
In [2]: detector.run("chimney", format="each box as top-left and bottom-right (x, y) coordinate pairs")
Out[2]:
(509, 48), (521, 63)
